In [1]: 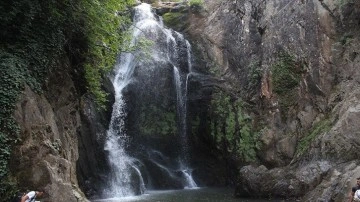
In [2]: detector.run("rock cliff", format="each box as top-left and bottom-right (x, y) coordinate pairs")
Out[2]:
(170, 0), (360, 201)
(9, 56), (108, 201)
(8, 0), (360, 201)
(153, 0), (360, 200)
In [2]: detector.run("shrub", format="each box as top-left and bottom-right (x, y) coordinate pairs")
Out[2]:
(189, 0), (204, 8)
(210, 90), (260, 162)
(271, 52), (304, 119)
(295, 118), (331, 157)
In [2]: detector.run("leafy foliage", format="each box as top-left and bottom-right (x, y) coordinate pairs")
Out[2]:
(247, 60), (262, 90)
(162, 12), (188, 31)
(0, 176), (18, 201)
(295, 118), (331, 157)
(337, 0), (355, 7)
(139, 104), (177, 136)
(271, 52), (304, 119)
(0, 53), (25, 201)
(189, 0), (204, 11)
(79, 0), (135, 108)
(272, 53), (301, 95)
(210, 90), (260, 162)
(0, 54), (23, 178)
(0, 0), (135, 200)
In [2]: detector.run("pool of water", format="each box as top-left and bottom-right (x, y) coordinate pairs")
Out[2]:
(92, 187), (287, 202)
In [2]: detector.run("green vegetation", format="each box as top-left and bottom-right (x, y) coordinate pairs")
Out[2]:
(272, 53), (301, 95)
(162, 12), (188, 31)
(271, 52), (304, 119)
(139, 104), (177, 136)
(295, 118), (332, 157)
(81, 0), (135, 108)
(151, 0), (182, 6)
(209, 62), (222, 76)
(247, 60), (262, 90)
(210, 90), (260, 162)
(337, 0), (354, 7)
(340, 33), (354, 46)
(0, 55), (23, 181)
(190, 116), (201, 135)
(189, 0), (204, 11)
(0, 0), (135, 200)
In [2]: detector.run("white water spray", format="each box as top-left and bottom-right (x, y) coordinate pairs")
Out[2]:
(104, 3), (197, 197)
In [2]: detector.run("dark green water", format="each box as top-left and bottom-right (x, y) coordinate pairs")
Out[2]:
(92, 187), (287, 202)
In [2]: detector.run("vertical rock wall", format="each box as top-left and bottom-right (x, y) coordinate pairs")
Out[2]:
(181, 0), (360, 200)
(10, 58), (88, 202)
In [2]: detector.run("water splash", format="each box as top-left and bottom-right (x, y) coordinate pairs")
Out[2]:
(104, 3), (197, 197)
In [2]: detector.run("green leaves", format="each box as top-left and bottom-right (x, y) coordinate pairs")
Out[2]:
(271, 52), (305, 120)
(139, 104), (177, 136)
(80, 0), (135, 108)
(0, 53), (22, 191)
(0, 0), (136, 199)
(272, 53), (300, 95)
(210, 90), (260, 162)
(295, 118), (331, 157)
(189, 0), (204, 12)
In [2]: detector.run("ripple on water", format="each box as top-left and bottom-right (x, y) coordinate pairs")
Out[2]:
(92, 187), (288, 202)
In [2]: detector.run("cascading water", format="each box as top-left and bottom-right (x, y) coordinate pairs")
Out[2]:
(104, 3), (197, 198)
(171, 32), (197, 189)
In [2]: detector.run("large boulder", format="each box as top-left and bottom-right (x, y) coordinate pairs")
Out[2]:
(236, 161), (331, 199)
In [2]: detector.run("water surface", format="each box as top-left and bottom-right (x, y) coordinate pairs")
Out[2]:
(92, 187), (287, 202)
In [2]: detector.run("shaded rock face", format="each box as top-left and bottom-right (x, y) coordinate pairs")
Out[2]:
(76, 94), (112, 198)
(186, 0), (337, 167)
(10, 59), (88, 201)
(166, 0), (360, 201)
(236, 161), (331, 198)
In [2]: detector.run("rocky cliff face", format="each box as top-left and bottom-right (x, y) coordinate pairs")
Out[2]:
(160, 0), (360, 201)
(9, 0), (359, 201)
(9, 57), (100, 202)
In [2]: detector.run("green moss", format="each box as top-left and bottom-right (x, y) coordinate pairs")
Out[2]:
(271, 52), (304, 119)
(247, 60), (262, 90)
(340, 33), (354, 46)
(190, 116), (201, 135)
(162, 12), (188, 31)
(209, 63), (221, 76)
(139, 105), (177, 136)
(295, 118), (332, 157)
(337, 0), (355, 7)
(272, 53), (301, 95)
(209, 90), (260, 162)
(189, 0), (204, 12)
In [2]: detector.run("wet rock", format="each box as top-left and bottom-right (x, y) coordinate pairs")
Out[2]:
(11, 59), (88, 201)
(236, 161), (331, 199)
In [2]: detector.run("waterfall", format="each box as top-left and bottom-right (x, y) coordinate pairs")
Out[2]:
(172, 47), (198, 190)
(104, 3), (197, 198)
(172, 30), (197, 189)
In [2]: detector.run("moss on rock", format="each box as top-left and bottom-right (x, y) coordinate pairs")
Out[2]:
(162, 12), (189, 31)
